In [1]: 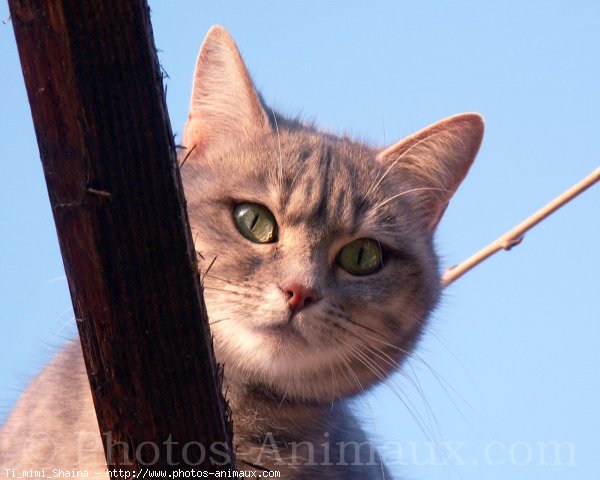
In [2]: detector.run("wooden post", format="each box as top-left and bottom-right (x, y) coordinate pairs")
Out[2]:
(8, 0), (234, 474)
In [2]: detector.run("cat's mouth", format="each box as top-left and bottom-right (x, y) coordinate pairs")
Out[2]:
(257, 315), (309, 346)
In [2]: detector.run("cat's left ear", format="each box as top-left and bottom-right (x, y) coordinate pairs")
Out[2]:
(182, 25), (271, 154)
(377, 113), (484, 231)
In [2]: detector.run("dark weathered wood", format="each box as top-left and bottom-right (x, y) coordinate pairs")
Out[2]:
(8, 0), (234, 473)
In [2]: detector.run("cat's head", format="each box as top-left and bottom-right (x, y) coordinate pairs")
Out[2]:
(181, 26), (483, 403)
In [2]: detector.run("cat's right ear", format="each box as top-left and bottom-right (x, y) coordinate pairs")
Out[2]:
(182, 25), (271, 154)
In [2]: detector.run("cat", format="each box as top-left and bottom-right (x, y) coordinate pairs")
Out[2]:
(0, 25), (483, 479)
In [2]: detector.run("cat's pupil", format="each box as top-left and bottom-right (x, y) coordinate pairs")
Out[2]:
(357, 247), (364, 266)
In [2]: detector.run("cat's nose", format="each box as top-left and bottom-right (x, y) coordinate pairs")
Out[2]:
(281, 282), (319, 313)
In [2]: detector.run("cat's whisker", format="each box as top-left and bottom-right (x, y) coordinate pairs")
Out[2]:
(362, 344), (472, 471)
(366, 128), (448, 201)
(358, 342), (401, 371)
(348, 346), (387, 384)
(270, 107), (284, 190)
(337, 323), (447, 439)
(353, 327), (436, 369)
(338, 324), (418, 369)
(365, 163), (395, 200)
(179, 143), (197, 169)
(289, 162), (304, 192)
(336, 322), (398, 351)
(202, 272), (237, 285)
(334, 334), (387, 384)
(50, 312), (77, 341)
(336, 315), (436, 370)
(42, 275), (68, 285)
(371, 187), (452, 215)
(276, 387), (290, 409)
(208, 317), (232, 325)
(327, 359), (338, 408)
(337, 313), (388, 338)
(330, 318), (393, 358)
(340, 353), (366, 396)
(202, 286), (238, 294)
(339, 339), (437, 444)
(360, 342), (444, 440)
(338, 326), (438, 425)
(349, 343), (443, 450)
(328, 317), (414, 375)
(400, 361), (446, 441)
(202, 286), (258, 298)
(203, 272), (261, 298)
(404, 354), (494, 438)
(429, 329), (474, 378)
(342, 341), (398, 391)
(201, 255), (218, 284)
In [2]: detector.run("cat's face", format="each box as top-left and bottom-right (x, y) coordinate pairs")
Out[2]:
(181, 26), (483, 403)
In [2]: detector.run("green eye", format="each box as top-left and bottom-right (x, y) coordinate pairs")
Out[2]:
(337, 238), (383, 276)
(233, 203), (278, 244)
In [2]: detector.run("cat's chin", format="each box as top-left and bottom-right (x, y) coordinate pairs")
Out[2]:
(215, 317), (336, 387)
(249, 315), (321, 358)
(218, 324), (371, 402)
(256, 321), (307, 344)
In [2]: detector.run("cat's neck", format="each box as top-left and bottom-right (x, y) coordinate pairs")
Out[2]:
(224, 376), (340, 434)
(224, 376), (383, 476)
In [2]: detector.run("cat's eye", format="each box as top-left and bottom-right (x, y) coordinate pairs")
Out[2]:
(337, 238), (383, 276)
(233, 203), (278, 244)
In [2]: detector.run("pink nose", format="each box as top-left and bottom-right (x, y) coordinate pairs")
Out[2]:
(281, 283), (319, 313)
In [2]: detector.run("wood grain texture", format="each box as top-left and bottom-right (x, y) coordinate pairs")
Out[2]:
(8, 0), (234, 473)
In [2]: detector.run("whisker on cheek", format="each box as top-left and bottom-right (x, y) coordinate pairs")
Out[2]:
(202, 273), (237, 285)
(208, 317), (233, 325)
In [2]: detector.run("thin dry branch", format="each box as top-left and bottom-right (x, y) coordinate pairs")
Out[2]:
(442, 166), (600, 287)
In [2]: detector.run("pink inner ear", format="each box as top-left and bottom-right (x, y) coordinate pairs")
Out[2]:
(182, 25), (271, 153)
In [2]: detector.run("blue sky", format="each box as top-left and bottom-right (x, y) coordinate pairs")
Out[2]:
(1, 1), (599, 479)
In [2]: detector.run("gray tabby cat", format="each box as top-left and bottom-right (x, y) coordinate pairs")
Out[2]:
(0, 26), (483, 479)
